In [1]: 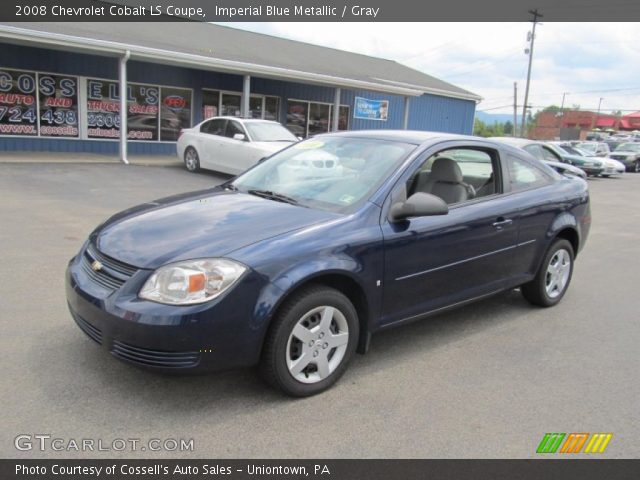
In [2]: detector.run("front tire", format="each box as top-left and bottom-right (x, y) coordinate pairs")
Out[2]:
(184, 147), (200, 172)
(260, 285), (359, 397)
(521, 238), (574, 307)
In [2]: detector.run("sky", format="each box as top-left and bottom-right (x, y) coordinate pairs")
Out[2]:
(220, 22), (640, 117)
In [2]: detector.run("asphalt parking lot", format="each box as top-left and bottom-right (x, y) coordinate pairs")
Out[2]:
(1, 162), (638, 459)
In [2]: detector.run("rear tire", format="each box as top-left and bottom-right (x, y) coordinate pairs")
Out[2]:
(521, 238), (574, 307)
(184, 147), (200, 172)
(635, 160), (640, 173)
(260, 285), (359, 397)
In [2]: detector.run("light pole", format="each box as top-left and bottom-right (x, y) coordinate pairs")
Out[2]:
(521, 9), (542, 137)
(560, 92), (569, 112)
(596, 97), (603, 130)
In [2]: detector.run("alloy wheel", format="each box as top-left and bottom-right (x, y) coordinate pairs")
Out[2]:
(285, 306), (349, 384)
(545, 249), (571, 299)
(185, 148), (199, 171)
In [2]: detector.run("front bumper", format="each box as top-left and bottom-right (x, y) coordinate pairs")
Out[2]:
(65, 251), (271, 373)
(580, 166), (604, 176)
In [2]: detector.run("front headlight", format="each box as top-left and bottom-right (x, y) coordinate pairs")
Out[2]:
(139, 258), (246, 305)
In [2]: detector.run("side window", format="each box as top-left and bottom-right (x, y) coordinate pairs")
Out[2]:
(225, 120), (245, 139)
(199, 120), (212, 134)
(541, 146), (562, 162)
(523, 144), (544, 160)
(507, 155), (552, 192)
(201, 119), (226, 136)
(406, 148), (499, 205)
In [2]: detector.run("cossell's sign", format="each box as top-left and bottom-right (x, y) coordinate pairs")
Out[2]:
(354, 96), (389, 121)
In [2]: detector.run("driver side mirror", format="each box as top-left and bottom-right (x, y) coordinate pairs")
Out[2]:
(389, 192), (448, 222)
(233, 133), (247, 141)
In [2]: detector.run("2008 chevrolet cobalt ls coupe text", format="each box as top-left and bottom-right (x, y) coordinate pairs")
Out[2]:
(66, 131), (591, 396)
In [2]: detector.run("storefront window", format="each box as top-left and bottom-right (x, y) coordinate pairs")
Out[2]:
(127, 84), (159, 141)
(287, 100), (308, 138)
(308, 102), (330, 136)
(286, 100), (349, 138)
(160, 87), (191, 142)
(221, 93), (241, 117)
(86, 79), (121, 139)
(202, 90), (219, 119)
(38, 74), (79, 137)
(0, 69), (38, 136)
(264, 96), (279, 121)
(249, 96), (263, 119)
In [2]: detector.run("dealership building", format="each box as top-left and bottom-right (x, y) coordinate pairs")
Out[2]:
(0, 22), (480, 161)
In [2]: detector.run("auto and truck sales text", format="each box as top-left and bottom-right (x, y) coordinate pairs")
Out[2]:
(14, 4), (380, 19)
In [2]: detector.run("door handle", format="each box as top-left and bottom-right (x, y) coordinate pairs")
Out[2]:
(492, 217), (513, 230)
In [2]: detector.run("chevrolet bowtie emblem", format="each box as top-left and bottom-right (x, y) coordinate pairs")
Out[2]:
(91, 260), (103, 272)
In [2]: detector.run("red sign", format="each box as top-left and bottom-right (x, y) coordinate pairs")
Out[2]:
(164, 95), (186, 110)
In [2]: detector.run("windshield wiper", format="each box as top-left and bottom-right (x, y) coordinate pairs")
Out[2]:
(247, 189), (306, 207)
(224, 183), (238, 191)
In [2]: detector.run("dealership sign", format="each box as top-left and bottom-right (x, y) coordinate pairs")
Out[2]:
(354, 96), (389, 121)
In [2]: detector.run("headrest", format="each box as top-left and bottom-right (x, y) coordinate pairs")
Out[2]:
(430, 157), (463, 183)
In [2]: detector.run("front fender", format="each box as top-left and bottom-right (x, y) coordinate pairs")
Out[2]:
(249, 255), (380, 355)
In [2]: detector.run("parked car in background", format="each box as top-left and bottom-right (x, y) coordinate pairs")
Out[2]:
(487, 137), (588, 179)
(609, 142), (640, 172)
(575, 141), (611, 157)
(554, 143), (624, 177)
(543, 142), (604, 177)
(177, 117), (298, 175)
(66, 131), (590, 396)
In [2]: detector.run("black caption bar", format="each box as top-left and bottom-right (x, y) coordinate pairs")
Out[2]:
(3, 0), (640, 22)
(2, 459), (640, 480)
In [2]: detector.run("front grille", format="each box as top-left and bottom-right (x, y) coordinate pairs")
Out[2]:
(111, 340), (200, 368)
(80, 244), (137, 291)
(610, 155), (626, 161)
(71, 310), (103, 345)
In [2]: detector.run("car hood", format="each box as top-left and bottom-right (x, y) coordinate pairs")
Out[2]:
(94, 189), (338, 269)
(563, 154), (602, 165)
(544, 160), (587, 178)
(252, 141), (295, 153)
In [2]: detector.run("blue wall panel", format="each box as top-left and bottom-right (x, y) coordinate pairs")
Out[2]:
(1, 43), (476, 154)
(408, 94), (476, 135)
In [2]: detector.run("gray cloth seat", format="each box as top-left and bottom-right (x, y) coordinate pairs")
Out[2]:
(415, 157), (474, 204)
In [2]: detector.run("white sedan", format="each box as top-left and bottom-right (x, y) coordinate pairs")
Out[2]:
(177, 117), (298, 175)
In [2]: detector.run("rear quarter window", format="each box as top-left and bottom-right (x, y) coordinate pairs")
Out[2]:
(506, 154), (554, 192)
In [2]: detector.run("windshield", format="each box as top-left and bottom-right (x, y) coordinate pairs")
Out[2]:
(576, 142), (597, 153)
(615, 143), (640, 152)
(231, 136), (416, 213)
(558, 145), (584, 156)
(244, 122), (297, 142)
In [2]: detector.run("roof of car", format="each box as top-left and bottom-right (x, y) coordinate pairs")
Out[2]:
(317, 130), (477, 145)
(486, 136), (538, 147)
(203, 117), (280, 124)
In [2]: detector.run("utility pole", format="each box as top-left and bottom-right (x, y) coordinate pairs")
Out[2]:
(521, 9), (542, 137)
(513, 82), (518, 137)
(596, 97), (603, 129)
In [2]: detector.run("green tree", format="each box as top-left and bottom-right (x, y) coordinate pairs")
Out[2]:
(503, 121), (514, 135)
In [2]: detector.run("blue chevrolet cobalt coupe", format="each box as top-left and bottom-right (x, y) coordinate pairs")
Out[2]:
(66, 131), (591, 396)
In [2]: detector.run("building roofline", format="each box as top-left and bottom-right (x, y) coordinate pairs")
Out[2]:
(0, 24), (481, 102)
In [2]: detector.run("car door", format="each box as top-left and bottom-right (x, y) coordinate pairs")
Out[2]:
(196, 118), (226, 170)
(214, 119), (255, 174)
(380, 143), (520, 327)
